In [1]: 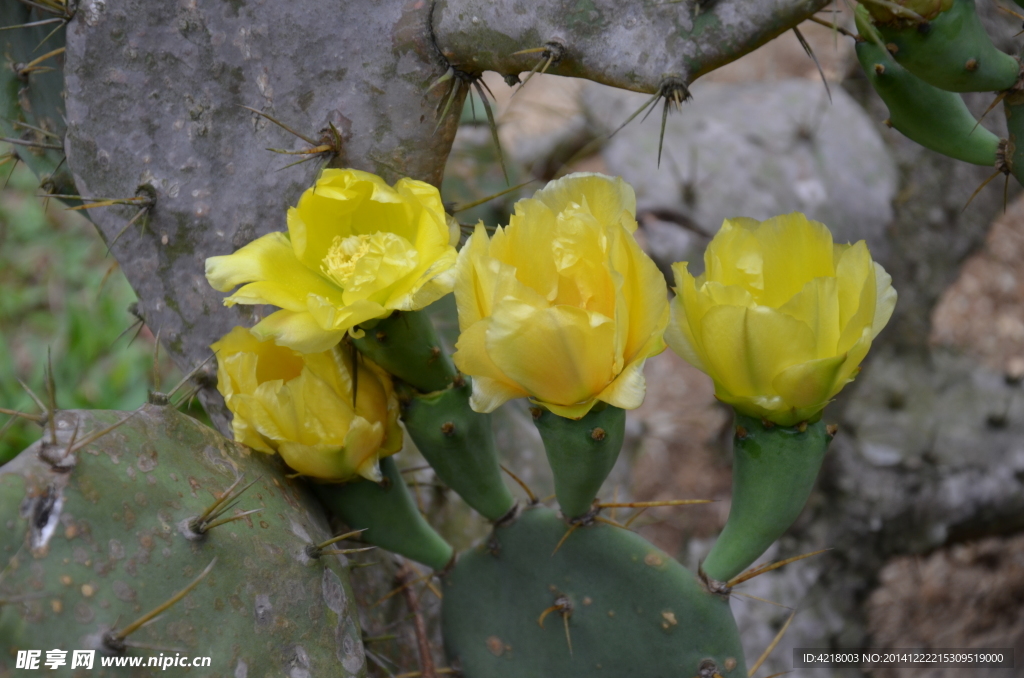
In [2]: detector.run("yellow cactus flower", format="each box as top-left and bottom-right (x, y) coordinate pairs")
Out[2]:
(211, 326), (403, 481)
(206, 169), (459, 353)
(453, 173), (670, 419)
(666, 213), (897, 427)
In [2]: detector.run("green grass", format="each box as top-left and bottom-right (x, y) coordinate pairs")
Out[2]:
(0, 151), (184, 465)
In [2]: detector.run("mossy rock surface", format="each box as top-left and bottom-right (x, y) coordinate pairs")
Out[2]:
(441, 506), (746, 678)
(0, 407), (366, 677)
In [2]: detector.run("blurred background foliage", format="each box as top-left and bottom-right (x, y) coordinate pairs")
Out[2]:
(0, 148), (187, 464)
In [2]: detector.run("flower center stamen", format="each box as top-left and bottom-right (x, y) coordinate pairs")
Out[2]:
(323, 234), (372, 288)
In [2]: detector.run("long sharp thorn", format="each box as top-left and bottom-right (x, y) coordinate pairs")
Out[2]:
(0, 416), (19, 442)
(806, 15), (856, 38)
(107, 558), (217, 645)
(202, 508), (263, 531)
(239, 105), (318, 145)
(452, 179), (536, 213)
(434, 79), (462, 134)
(794, 27), (831, 104)
(727, 548), (831, 587)
(427, 67), (455, 93)
(315, 528), (369, 551)
(658, 97), (669, 168)
(371, 571), (433, 608)
(596, 499), (713, 508)
(747, 610), (796, 677)
(33, 19), (67, 51)
(551, 524), (579, 556)
(9, 120), (61, 139)
(0, 407), (43, 422)
(0, 17), (63, 31)
(277, 153), (321, 171)
(16, 378), (47, 414)
(105, 203), (147, 251)
(973, 91), (1007, 134)
(499, 464), (538, 504)
(593, 515), (630, 531)
(0, 137), (63, 150)
(469, 87), (477, 122)
(18, 46), (64, 75)
(474, 80), (509, 185)
(194, 475), (252, 525)
(70, 409), (142, 454)
(45, 347), (57, 444)
(266, 144), (333, 155)
(962, 170), (1002, 213)
(166, 352), (217, 399)
(15, 0), (67, 16)
(623, 506), (649, 528)
(3, 156), (19, 189)
(563, 613), (572, 656)
(110, 316), (142, 350)
(998, 4), (1024, 20)
(537, 604), (559, 628)
(62, 418), (81, 459)
(320, 546), (377, 556)
(732, 591), (794, 610)
(126, 319), (146, 348)
(511, 46), (549, 56)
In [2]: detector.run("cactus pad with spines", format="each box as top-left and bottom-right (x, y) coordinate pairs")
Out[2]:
(0, 407), (367, 677)
(441, 507), (746, 678)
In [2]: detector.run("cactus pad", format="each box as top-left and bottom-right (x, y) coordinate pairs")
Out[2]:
(441, 507), (746, 678)
(0, 407), (367, 676)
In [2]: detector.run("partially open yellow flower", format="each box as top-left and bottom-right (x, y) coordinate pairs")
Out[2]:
(666, 213), (897, 426)
(212, 326), (403, 481)
(206, 169), (459, 353)
(453, 173), (670, 419)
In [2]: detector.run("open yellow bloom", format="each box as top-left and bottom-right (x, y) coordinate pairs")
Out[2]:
(453, 173), (670, 419)
(666, 213), (897, 426)
(211, 327), (403, 481)
(206, 169), (459, 353)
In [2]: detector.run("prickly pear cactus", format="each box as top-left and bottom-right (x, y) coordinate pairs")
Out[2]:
(0, 407), (367, 677)
(441, 507), (746, 678)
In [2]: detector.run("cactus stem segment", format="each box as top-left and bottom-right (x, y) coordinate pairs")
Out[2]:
(103, 558), (217, 652)
(726, 548), (831, 588)
(746, 610), (797, 678)
(500, 464), (539, 505)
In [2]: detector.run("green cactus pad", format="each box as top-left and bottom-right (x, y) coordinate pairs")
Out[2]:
(533, 405), (625, 520)
(441, 507), (746, 678)
(0, 407), (367, 676)
(872, 0), (1019, 93)
(402, 382), (515, 522)
(701, 414), (831, 583)
(0, 2), (76, 197)
(314, 456), (454, 571)
(352, 310), (457, 393)
(855, 36), (1000, 167)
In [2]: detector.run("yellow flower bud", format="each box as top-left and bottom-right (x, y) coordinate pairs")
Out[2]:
(206, 169), (459, 353)
(211, 327), (403, 482)
(666, 213), (897, 427)
(453, 173), (670, 419)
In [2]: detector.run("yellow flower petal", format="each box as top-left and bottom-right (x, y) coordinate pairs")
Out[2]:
(252, 309), (347, 353)
(665, 212), (896, 425)
(211, 328), (402, 482)
(206, 232), (344, 311)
